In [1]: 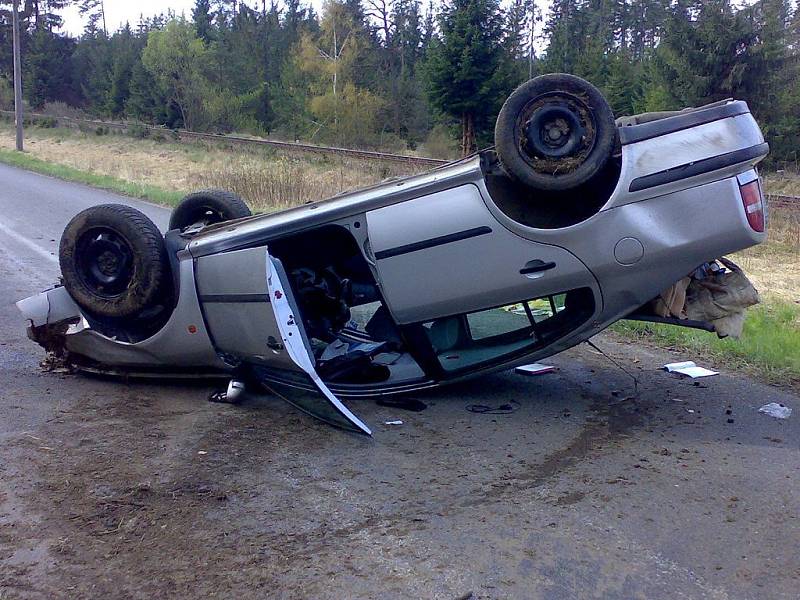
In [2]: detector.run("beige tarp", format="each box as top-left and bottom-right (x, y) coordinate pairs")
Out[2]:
(651, 257), (760, 338)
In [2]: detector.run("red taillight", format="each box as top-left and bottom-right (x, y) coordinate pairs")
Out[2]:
(740, 179), (765, 232)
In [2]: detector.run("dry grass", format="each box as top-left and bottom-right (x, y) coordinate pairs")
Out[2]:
(762, 170), (800, 197)
(0, 122), (424, 213)
(734, 180), (800, 303)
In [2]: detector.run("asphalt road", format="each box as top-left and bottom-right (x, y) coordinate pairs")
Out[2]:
(1, 163), (798, 599)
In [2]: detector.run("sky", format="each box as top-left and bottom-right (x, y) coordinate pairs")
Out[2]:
(58, 0), (320, 36)
(59, 0), (551, 40)
(54, 0), (782, 41)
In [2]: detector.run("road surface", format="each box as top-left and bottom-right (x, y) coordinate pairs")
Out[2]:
(0, 163), (798, 599)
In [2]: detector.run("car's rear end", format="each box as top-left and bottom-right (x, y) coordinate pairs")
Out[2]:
(583, 100), (768, 336)
(480, 97), (768, 352)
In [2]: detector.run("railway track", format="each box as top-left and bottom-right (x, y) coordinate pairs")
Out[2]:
(769, 194), (800, 212)
(0, 110), (449, 168)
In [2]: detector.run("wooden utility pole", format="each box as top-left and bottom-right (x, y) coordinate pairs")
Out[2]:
(12, 0), (23, 151)
(528, 0), (536, 80)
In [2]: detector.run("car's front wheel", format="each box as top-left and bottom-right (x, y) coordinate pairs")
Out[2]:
(59, 204), (169, 318)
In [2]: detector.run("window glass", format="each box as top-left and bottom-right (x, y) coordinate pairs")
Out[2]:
(424, 291), (590, 373)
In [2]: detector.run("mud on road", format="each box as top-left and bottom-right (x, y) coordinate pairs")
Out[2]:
(2, 334), (798, 600)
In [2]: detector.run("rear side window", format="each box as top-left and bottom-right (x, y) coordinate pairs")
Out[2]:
(467, 295), (566, 341)
(423, 289), (593, 373)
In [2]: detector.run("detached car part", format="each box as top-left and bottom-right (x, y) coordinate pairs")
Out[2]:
(18, 74), (770, 435)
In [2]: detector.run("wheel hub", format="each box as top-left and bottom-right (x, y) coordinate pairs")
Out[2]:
(76, 229), (134, 297)
(524, 103), (586, 159)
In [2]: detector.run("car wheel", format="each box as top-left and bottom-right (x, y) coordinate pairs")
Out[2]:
(59, 204), (168, 318)
(494, 73), (616, 192)
(169, 189), (251, 231)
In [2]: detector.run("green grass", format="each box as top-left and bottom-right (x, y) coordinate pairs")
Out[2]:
(612, 300), (800, 386)
(0, 147), (184, 206)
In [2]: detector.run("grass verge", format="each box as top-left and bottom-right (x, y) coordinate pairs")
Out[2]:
(0, 147), (184, 206)
(611, 300), (800, 387)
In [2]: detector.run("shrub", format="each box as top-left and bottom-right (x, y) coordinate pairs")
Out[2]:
(419, 124), (459, 160)
(36, 116), (58, 128)
(127, 122), (151, 139)
(0, 77), (13, 110)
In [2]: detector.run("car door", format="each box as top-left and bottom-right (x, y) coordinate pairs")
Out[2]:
(196, 246), (371, 435)
(366, 183), (600, 325)
(263, 250), (372, 435)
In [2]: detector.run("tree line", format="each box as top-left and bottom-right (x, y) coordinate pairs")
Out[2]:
(0, 0), (797, 164)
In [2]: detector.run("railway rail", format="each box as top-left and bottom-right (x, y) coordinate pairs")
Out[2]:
(0, 110), (449, 168)
(769, 194), (800, 212)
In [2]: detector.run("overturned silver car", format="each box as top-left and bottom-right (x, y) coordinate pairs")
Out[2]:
(17, 75), (769, 434)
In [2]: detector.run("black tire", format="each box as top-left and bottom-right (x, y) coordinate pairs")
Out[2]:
(495, 73), (616, 192)
(169, 189), (251, 231)
(59, 204), (168, 319)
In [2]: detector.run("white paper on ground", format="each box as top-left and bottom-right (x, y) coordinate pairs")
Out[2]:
(758, 402), (792, 419)
(515, 363), (556, 376)
(663, 361), (718, 378)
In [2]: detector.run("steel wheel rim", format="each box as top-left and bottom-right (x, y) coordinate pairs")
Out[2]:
(75, 227), (134, 298)
(516, 92), (597, 171)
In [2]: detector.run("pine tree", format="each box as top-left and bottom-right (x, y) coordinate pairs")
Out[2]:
(424, 0), (509, 155)
(193, 0), (214, 44)
(104, 25), (141, 116)
(543, 0), (581, 73)
(24, 25), (76, 108)
(127, 58), (165, 123)
(71, 13), (112, 112)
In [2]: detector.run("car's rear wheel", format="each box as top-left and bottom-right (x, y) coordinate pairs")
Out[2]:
(169, 189), (251, 231)
(494, 73), (616, 192)
(59, 204), (168, 318)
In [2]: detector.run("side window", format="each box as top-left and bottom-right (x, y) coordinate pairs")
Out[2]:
(423, 289), (593, 373)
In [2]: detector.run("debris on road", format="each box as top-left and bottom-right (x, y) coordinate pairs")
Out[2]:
(466, 400), (520, 415)
(663, 361), (718, 378)
(758, 402), (792, 419)
(384, 420), (404, 426)
(515, 363), (556, 376)
(376, 397), (427, 412)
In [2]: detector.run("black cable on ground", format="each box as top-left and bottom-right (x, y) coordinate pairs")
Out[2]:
(465, 399), (521, 414)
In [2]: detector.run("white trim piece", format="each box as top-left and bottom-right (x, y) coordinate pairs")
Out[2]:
(265, 248), (372, 435)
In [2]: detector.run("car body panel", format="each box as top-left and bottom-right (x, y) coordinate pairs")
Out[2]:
(21, 254), (225, 370)
(367, 183), (600, 324)
(481, 170), (765, 334)
(607, 109), (765, 210)
(195, 246), (301, 369)
(187, 158), (481, 259)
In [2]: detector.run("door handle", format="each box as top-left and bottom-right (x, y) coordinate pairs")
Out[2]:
(520, 260), (557, 276)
